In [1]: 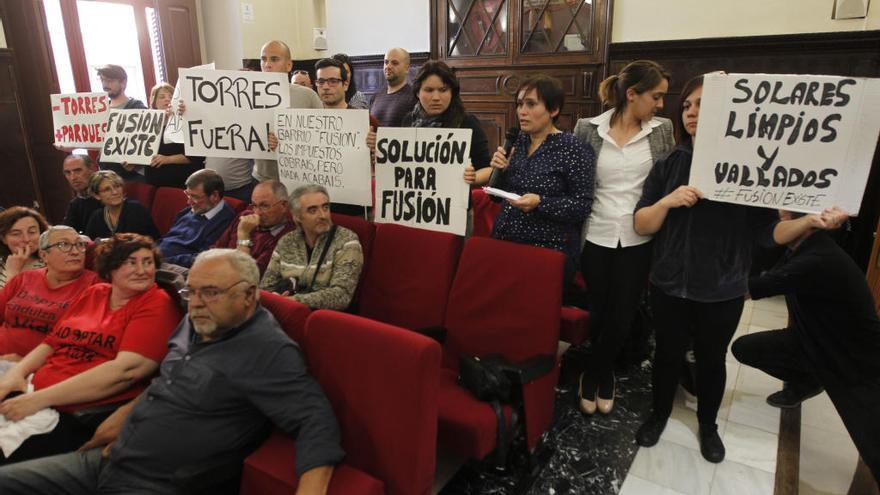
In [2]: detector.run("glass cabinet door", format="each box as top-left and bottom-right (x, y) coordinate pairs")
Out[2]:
(520, 0), (593, 55)
(447, 0), (509, 57)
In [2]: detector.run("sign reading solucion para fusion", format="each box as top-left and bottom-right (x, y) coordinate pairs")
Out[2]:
(101, 109), (166, 165)
(374, 128), (472, 235)
(51, 92), (111, 148)
(690, 73), (880, 214)
(275, 109), (372, 207)
(179, 68), (290, 160)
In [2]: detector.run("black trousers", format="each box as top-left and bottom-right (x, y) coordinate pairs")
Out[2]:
(0, 412), (98, 466)
(733, 329), (880, 482)
(580, 241), (652, 382)
(651, 290), (743, 426)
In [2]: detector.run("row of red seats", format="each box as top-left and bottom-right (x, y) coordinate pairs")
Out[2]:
(123, 182), (589, 345)
(243, 233), (566, 494)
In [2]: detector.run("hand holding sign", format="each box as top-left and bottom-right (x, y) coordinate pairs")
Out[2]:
(660, 185), (704, 209)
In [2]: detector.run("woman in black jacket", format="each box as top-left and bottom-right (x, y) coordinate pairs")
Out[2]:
(632, 75), (839, 463)
(401, 60), (491, 183)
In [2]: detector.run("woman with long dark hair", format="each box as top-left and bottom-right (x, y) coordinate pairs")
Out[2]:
(573, 60), (674, 416)
(633, 74), (841, 463)
(404, 60), (491, 179)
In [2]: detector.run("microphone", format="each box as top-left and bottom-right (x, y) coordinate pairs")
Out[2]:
(488, 127), (520, 189)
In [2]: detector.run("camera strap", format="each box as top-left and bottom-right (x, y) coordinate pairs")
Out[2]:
(308, 225), (337, 290)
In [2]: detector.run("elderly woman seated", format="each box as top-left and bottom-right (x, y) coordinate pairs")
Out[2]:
(0, 226), (98, 362)
(0, 207), (49, 289)
(84, 170), (159, 240)
(0, 233), (182, 464)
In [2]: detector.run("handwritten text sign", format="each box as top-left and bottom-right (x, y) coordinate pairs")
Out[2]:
(101, 109), (165, 165)
(375, 127), (472, 235)
(276, 109), (372, 206)
(179, 68), (290, 160)
(51, 92), (110, 148)
(691, 73), (880, 214)
(164, 62), (215, 144)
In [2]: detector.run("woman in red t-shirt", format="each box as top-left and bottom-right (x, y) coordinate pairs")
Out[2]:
(0, 226), (98, 361)
(0, 234), (182, 464)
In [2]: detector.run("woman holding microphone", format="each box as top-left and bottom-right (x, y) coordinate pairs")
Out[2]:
(488, 75), (593, 288)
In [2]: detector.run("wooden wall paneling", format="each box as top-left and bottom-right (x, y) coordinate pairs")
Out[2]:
(465, 104), (511, 155)
(609, 31), (880, 271)
(0, 0), (70, 221)
(0, 52), (41, 210)
(157, 0), (202, 86)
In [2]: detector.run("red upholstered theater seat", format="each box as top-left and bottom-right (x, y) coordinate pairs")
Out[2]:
(357, 223), (462, 329)
(470, 188), (502, 238)
(151, 187), (188, 235)
(241, 311), (441, 495)
(123, 181), (156, 211)
(258, 290), (311, 343)
(438, 236), (563, 460)
(330, 213), (375, 310)
(223, 196), (248, 215)
(560, 306), (590, 345)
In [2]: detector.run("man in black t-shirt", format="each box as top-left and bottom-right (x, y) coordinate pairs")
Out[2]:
(61, 154), (102, 234)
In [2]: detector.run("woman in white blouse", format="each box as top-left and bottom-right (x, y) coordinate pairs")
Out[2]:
(573, 60), (675, 415)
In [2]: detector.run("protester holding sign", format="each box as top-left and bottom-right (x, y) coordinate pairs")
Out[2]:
(0, 234), (180, 464)
(572, 61), (675, 417)
(96, 65), (148, 182)
(403, 61), (491, 186)
(144, 83), (204, 189)
(632, 75), (847, 464)
(489, 75), (593, 287)
(84, 171), (159, 240)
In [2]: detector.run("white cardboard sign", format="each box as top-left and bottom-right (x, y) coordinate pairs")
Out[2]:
(179, 68), (290, 160)
(374, 127), (472, 235)
(101, 109), (166, 165)
(51, 92), (110, 148)
(275, 108), (372, 206)
(164, 62), (215, 144)
(690, 73), (880, 215)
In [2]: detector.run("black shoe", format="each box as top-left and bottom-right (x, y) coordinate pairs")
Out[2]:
(766, 384), (823, 408)
(635, 415), (668, 447)
(698, 424), (725, 463)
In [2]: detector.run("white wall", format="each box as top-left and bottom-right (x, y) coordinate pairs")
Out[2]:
(613, 0), (880, 42)
(325, 0), (430, 56)
(200, 0), (243, 69)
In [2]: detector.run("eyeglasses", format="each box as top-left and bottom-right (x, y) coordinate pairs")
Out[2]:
(316, 78), (343, 87)
(249, 200), (285, 212)
(184, 190), (206, 202)
(44, 240), (89, 252)
(292, 70), (310, 76)
(179, 280), (249, 303)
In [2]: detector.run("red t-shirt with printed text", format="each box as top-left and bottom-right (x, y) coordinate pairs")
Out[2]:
(32, 283), (182, 412)
(0, 268), (99, 357)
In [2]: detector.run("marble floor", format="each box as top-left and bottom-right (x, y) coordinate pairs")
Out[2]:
(620, 296), (862, 495)
(430, 296), (864, 494)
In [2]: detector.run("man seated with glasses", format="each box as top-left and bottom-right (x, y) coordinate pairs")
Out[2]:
(0, 226), (98, 362)
(0, 249), (344, 493)
(261, 184), (363, 310)
(158, 169), (235, 268)
(213, 180), (295, 275)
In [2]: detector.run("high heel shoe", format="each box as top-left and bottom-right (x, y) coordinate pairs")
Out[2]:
(597, 372), (615, 414)
(578, 372), (597, 415)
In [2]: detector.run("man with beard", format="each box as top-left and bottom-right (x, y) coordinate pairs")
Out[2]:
(260, 185), (363, 310)
(95, 64), (148, 181)
(369, 47), (417, 127)
(0, 249), (343, 494)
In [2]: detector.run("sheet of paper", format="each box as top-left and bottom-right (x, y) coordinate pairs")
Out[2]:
(483, 186), (522, 201)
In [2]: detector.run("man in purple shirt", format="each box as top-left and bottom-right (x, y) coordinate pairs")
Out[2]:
(370, 47), (417, 127)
